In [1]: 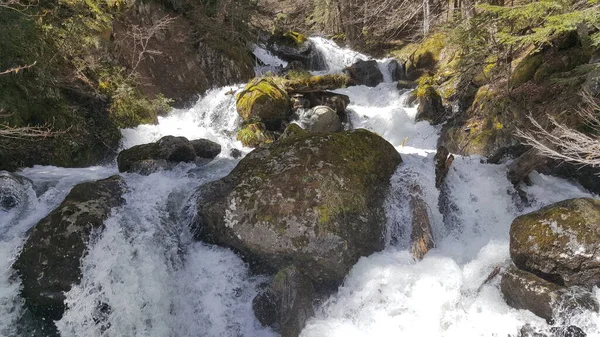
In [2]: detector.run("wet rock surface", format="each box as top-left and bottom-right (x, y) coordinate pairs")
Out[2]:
(13, 175), (126, 321)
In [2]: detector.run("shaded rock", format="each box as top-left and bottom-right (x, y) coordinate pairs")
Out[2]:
(518, 324), (548, 337)
(236, 78), (291, 130)
(157, 136), (197, 162)
(434, 145), (454, 188)
(388, 59), (406, 82)
(283, 60), (307, 73)
(0, 171), (32, 211)
(397, 80), (417, 90)
(550, 326), (587, 337)
(189, 139), (221, 159)
(13, 175), (126, 321)
(343, 60), (384, 87)
(117, 136), (201, 174)
(416, 85), (446, 124)
(507, 148), (549, 185)
(267, 32), (326, 71)
(299, 106), (342, 133)
(501, 266), (599, 323)
(409, 183), (434, 260)
(584, 67), (600, 97)
(230, 148), (243, 159)
(194, 128), (401, 285)
(290, 91), (350, 115)
(510, 198), (600, 287)
(253, 266), (315, 337)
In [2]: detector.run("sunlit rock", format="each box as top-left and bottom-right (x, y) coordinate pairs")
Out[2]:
(194, 127), (401, 285)
(510, 198), (600, 287)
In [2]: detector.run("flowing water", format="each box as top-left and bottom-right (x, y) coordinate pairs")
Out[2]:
(0, 38), (599, 337)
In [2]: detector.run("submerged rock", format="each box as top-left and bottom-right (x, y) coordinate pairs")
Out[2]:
(13, 175), (126, 321)
(253, 266), (315, 337)
(501, 266), (598, 323)
(117, 136), (221, 174)
(344, 60), (384, 87)
(194, 127), (401, 285)
(510, 198), (600, 287)
(0, 171), (32, 211)
(236, 78), (291, 130)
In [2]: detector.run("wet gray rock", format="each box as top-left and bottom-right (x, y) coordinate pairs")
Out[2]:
(510, 198), (600, 287)
(189, 139), (221, 159)
(301, 106), (342, 133)
(253, 266), (315, 337)
(501, 266), (599, 323)
(0, 171), (32, 211)
(194, 127), (401, 285)
(267, 35), (326, 71)
(344, 60), (384, 87)
(117, 136), (221, 174)
(13, 175), (126, 321)
(388, 59), (406, 82)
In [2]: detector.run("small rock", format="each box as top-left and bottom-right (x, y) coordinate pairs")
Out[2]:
(388, 59), (406, 82)
(157, 135), (197, 162)
(300, 105), (342, 133)
(189, 138), (221, 159)
(409, 183), (434, 260)
(0, 171), (32, 211)
(550, 326), (586, 337)
(416, 85), (446, 124)
(230, 148), (242, 159)
(252, 266), (315, 337)
(344, 60), (384, 87)
(501, 266), (599, 322)
(397, 80), (417, 90)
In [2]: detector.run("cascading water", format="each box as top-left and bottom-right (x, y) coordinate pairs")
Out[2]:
(0, 38), (598, 337)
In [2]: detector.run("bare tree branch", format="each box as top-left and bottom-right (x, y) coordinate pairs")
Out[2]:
(124, 15), (177, 78)
(0, 61), (37, 76)
(516, 90), (600, 169)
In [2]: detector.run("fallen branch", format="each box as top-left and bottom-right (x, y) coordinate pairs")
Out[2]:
(0, 61), (37, 75)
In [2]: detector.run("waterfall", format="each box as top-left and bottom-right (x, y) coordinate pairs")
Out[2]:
(1, 38), (598, 337)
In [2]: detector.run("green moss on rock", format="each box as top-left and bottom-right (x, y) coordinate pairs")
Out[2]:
(510, 54), (544, 88)
(236, 78), (291, 127)
(194, 128), (402, 285)
(510, 198), (600, 287)
(237, 123), (274, 148)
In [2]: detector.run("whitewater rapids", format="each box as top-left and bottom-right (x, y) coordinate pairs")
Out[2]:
(0, 37), (598, 337)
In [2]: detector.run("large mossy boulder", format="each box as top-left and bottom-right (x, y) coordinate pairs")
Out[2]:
(343, 60), (384, 87)
(253, 266), (315, 337)
(117, 136), (221, 174)
(194, 127), (402, 285)
(501, 266), (598, 322)
(236, 78), (291, 130)
(510, 198), (600, 287)
(13, 175), (126, 321)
